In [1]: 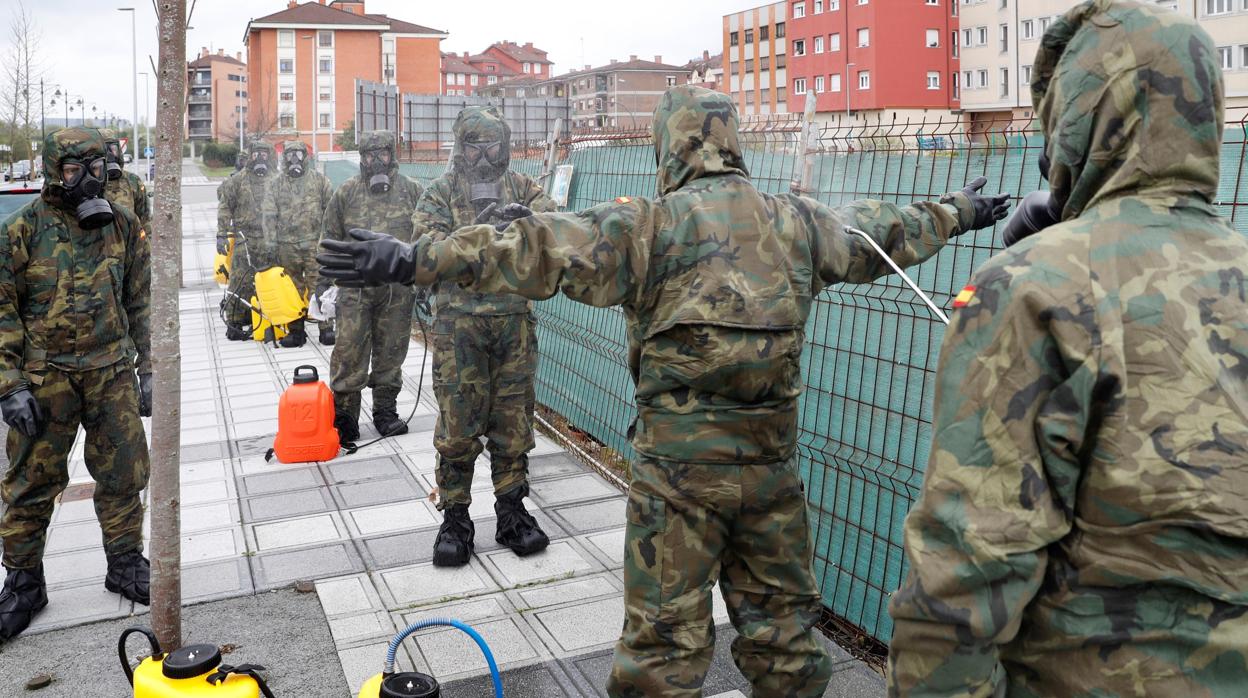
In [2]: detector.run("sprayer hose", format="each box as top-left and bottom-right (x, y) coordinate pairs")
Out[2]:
(385, 618), (503, 698)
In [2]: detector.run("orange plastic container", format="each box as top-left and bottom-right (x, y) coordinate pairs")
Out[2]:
(270, 365), (340, 463)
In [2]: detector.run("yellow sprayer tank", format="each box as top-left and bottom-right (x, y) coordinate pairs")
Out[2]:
(253, 267), (307, 327)
(121, 627), (272, 698)
(214, 234), (236, 286)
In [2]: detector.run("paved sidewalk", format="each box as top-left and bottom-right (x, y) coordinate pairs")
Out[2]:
(1, 187), (885, 697)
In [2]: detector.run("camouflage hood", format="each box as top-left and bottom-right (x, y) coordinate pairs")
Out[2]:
(652, 86), (749, 196)
(358, 130), (399, 178)
(281, 139), (311, 175)
(1033, 0), (1223, 219)
(41, 127), (108, 209)
(451, 106), (510, 180)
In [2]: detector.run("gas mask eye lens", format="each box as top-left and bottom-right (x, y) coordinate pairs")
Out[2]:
(88, 158), (105, 179)
(62, 162), (83, 185)
(485, 143), (502, 161)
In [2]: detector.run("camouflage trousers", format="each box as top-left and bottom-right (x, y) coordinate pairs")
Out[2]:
(1, 363), (150, 569)
(278, 242), (328, 330)
(607, 457), (832, 697)
(330, 284), (416, 420)
(222, 232), (258, 328)
(432, 312), (536, 509)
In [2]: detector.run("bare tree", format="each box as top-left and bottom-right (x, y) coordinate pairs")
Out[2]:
(2, 1), (40, 167)
(246, 65), (282, 142)
(150, 0), (186, 650)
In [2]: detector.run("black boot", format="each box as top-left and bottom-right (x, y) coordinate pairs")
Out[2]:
(373, 409), (408, 437)
(432, 504), (474, 567)
(334, 411), (359, 443)
(318, 324), (335, 346)
(279, 320), (307, 348)
(494, 486), (549, 557)
(0, 565), (47, 642)
(105, 551), (150, 605)
(225, 324), (250, 341)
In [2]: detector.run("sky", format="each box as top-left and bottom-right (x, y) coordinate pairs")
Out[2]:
(9, 0), (753, 131)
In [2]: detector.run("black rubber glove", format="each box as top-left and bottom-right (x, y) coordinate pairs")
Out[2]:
(958, 176), (1012, 232)
(1001, 190), (1061, 246)
(1, 389), (42, 438)
(216, 235), (230, 255)
(318, 228), (417, 288)
(494, 203), (534, 232)
(138, 373), (153, 417)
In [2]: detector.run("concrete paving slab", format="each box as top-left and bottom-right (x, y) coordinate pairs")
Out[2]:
(23, 581), (130, 635)
(321, 454), (409, 484)
(440, 662), (578, 698)
(412, 618), (543, 681)
(179, 458), (230, 483)
(182, 501), (241, 534)
(50, 498), (97, 524)
(238, 467), (323, 496)
(250, 512), (346, 551)
(394, 594), (514, 629)
(317, 574), (383, 618)
(181, 440), (228, 463)
(332, 476), (426, 509)
(549, 497), (627, 534)
(181, 478), (233, 506)
(378, 559), (499, 608)
(531, 596), (626, 655)
(182, 527), (245, 564)
(581, 527), (626, 568)
(511, 574), (621, 612)
(481, 539), (599, 588)
(527, 453), (588, 481)
(44, 519), (103, 555)
(242, 486), (335, 523)
(338, 642), (420, 695)
(529, 474), (620, 507)
(43, 546), (107, 587)
(329, 610), (396, 647)
(179, 557), (253, 602)
(252, 541), (364, 590)
(345, 500), (439, 537)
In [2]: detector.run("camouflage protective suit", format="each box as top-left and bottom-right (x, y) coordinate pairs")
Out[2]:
(218, 141), (275, 329)
(0, 128), (152, 570)
(887, 3), (1248, 696)
(323, 131), (422, 428)
(261, 140), (333, 337)
(100, 128), (151, 231)
(402, 86), (982, 697)
(411, 107), (556, 509)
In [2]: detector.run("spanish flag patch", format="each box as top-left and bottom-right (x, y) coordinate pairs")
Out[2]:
(952, 285), (976, 308)
(139, 228), (147, 240)
(615, 196), (632, 204)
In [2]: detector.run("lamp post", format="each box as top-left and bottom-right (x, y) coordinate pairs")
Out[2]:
(139, 71), (152, 181)
(118, 7), (139, 174)
(301, 34), (318, 158)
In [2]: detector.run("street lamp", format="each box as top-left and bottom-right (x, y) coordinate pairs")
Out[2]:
(139, 71), (152, 181)
(118, 7), (139, 174)
(301, 34), (319, 158)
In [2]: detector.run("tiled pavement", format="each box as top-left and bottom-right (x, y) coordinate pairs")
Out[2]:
(13, 180), (884, 696)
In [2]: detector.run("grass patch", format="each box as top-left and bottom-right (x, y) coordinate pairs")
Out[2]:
(198, 162), (235, 178)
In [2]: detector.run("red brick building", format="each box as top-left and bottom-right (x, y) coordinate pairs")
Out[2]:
(441, 41), (553, 97)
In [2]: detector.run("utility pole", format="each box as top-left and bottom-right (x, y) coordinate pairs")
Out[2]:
(140, 71), (152, 180)
(119, 7), (139, 174)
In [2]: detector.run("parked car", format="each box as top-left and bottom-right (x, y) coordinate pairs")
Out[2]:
(0, 185), (40, 218)
(10, 162), (32, 182)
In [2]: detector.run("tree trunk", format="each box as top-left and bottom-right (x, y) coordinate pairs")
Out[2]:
(150, 0), (186, 650)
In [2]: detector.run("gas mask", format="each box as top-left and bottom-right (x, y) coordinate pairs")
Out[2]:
(104, 141), (124, 181)
(248, 150), (270, 177)
(461, 140), (508, 213)
(360, 148), (392, 194)
(60, 156), (113, 229)
(283, 149), (306, 178)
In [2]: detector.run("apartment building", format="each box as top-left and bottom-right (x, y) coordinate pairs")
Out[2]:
(724, 2), (789, 116)
(243, 0), (447, 152)
(958, 0), (1248, 129)
(186, 48), (247, 144)
(558, 57), (687, 130)
(685, 51), (725, 92)
(785, 0), (961, 123)
(442, 41), (553, 96)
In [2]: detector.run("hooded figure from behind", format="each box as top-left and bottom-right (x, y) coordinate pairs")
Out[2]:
(888, 2), (1248, 696)
(319, 85), (1008, 697)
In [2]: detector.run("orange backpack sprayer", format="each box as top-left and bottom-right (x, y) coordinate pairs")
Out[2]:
(357, 619), (503, 698)
(266, 365), (339, 464)
(119, 626), (276, 697)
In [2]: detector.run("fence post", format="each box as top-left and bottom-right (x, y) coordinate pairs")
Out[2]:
(793, 91), (819, 195)
(543, 117), (563, 192)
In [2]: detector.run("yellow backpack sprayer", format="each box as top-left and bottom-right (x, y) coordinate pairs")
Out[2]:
(214, 233), (235, 286)
(356, 618), (503, 698)
(119, 626), (276, 697)
(218, 231), (309, 345)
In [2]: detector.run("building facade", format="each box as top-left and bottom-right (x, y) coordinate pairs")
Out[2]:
(685, 51), (725, 92)
(186, 48), (247, 144)
(244, 0), (446, 152)
(556, 57), (687, 130)
(957, 0), (1248, 128)
(724, 2), (789, 116)
(442, 41), (553, 97)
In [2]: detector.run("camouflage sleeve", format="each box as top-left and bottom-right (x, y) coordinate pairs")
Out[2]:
(133, 177), (151, 229)
(259, 178), (279, 247)
(789, 192), (973, 288)
(414, 198), (653, 308)
(0, 215), (29, 396)
(411, 182), (455, 243)
(217, 176), (234, 236)
(320, 174), (334, 214)
(321, 185), (348, 244)
(519, 174), (558, 213)
(120, 209), (153, 375)
(886, 255), (1097, 696)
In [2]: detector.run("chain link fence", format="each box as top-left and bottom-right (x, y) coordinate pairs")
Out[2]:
(321, 105), (1248, 645)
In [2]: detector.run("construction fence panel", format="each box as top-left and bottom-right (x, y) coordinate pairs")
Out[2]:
(399, 94), (570, 161)
(354, 80), (400, 144)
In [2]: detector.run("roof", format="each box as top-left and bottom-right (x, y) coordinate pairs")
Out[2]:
(495, 75), (542, 88)
(189, 54), (245, 69)
(364, 14), (445, 35)
(683, 53), (722, 71)
(557, 59), (687, 80)
(487, 42), (552, 65)
(442, 53), (483, 75)
(247, 2), (446, 38)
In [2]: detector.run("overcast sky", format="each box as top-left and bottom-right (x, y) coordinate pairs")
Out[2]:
(11, 0), (750, 130)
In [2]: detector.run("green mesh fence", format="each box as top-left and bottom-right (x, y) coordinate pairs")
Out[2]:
(321, 108), (1248, 643)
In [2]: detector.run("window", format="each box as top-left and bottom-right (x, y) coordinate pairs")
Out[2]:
(793, 39), (806, 56)
(815, 75), (825, 92)
(829, 0), (840, 8)
(487, 75), (497, 85)
(486, 65), (496, 72)
(1022, 64), (1032, 83)
(794, 77), (807, 94)
(279, 114), (294, 129)
(858, 0), (868, 4)
(963, 29), (973, 47)
(977, 69), (988, 88)
(815, 36), (824, 53)
(319, 86), (332, 101)
(977, 26), (988, 45)
(745, 58), (755, 72)
(760, 25), (770, 41)
(279, 89), (293, 101)
(319, 58), (332, 74)
(666, 75), (677, 86)
(730, 31), (739, 47)
(1243, 46), (1248, 69)
(470, 75), (478, 85)
(927, 71), (940, 89)
(776, 22), (785, 38)
(1022, 19), (1034, 40)
(319, 112), (331, 128)
(830, 33), (841, 51)
(926, 0), (939, 4)
(952, 32), (958, 57)
(953, 76), (960, 98)
(1000, 24), (1009, 52)
(1218, 46), (1233, 69)
(1039, 16), (1050, 32)
(228, 74), (242, 82)
(963, 71), (973, 88)
(524, 63), (531, 73)
(745, 29), (754, 44)
(760, 55), (770, 70)
(794, 2), (806, 18)
(815, 0), (824, 11)
(383, 38), (395, 53)
(1000, 67), (1009, 96)
(952, 0), (957, 16)
(830, 73), (842, 91)
(318, 30), (333, 48)
(279, 59), (293, 74)
(858, 28), (869, 47)
(776, 53), (787, 68)
(858, 70), (870, 89)
(278, 30), (294, 48)
(1206, 0), (1232, 13)
(926, 29), (939, 48)
(1000, 0), (1007, 7)
(746, 91), (755, 105)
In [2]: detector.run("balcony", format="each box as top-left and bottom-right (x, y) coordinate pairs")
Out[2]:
(188, 127), (212, 138)
(188, 93), (212, 104)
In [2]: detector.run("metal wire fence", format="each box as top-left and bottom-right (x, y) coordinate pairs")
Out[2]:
(320, 106), (1248, 644)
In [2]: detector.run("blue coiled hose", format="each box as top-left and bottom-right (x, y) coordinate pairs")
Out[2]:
(385, 618), (503, 698)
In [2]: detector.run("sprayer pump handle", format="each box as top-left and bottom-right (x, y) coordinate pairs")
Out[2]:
(118, 626), (163, 686)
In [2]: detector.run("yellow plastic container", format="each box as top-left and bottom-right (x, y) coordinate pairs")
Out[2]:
(253, 266), (307, 327)
(357, 671), (439, 697)
(214, 234), (236, 285)
(250, 299), (289, 343)
(121, 627), (268, 698)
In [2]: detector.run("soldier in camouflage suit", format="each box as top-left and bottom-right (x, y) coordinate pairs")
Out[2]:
(887, 3), (1248, 696)
(217, 141), (275, 340)
(0, 128), (153, 641)
(321, 130), (422, 442)
(321, 85), (1008, 696)
(411, 106), (557, 567)
(261, 140), (334, 347)
(100, 128), (151, 230)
